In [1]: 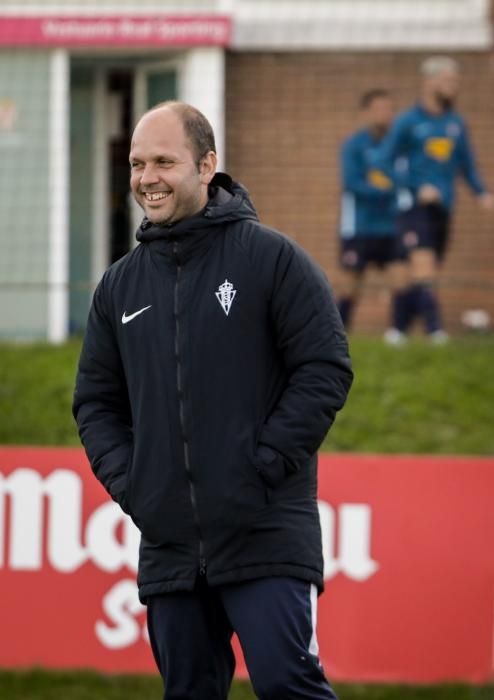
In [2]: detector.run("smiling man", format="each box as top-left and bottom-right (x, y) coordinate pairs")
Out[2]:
(73, 102), (353, 700)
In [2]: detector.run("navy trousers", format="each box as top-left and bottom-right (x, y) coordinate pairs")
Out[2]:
(147, 576), (338, 700)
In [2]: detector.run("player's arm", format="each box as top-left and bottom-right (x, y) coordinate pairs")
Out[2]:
(457, 121), (491, 201)
(374, 113), (411, 180)
(72, 278), (133, 513)
(341, 139), (393, 199)
(254, 243), (353, 487)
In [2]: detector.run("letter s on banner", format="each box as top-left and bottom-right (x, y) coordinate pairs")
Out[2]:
(95, 579), (147, 649)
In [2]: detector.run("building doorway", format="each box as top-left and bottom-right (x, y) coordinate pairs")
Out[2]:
(68, 57), (177, 333)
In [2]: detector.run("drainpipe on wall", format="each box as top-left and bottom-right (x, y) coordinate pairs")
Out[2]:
(180, 47), (226, 170)
(48, 48), (69, 344)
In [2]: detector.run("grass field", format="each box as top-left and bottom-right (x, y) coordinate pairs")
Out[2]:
(1, 335), (493, 698)
(0, 670), (493, 700)
(1, 335), (493, 454)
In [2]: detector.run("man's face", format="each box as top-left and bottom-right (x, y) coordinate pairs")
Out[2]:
(429, 70), (460, 108)
(129, 108), (212, 226)
(365, 97), (394, 133)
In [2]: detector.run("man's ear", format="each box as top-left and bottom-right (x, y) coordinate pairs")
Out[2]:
(199, 151), (218, 185)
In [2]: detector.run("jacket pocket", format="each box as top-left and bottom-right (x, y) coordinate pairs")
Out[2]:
(252, 445), (287, 489)
(217, 457), (270, 528)
(121, 448), (142, 527)
(106, 447), (134, 515)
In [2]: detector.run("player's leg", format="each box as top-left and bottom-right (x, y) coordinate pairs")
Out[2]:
(385, 259), (412, 344)
(402, 205), (447, 340)
(370, 233), (412, 345)
(408, 248), (446, 340)
(221, 577), (338, 700)
(146, 586), (235, 700)
(337, 269), (362, 328)
(434, 205), (451, 267)
(337, 240), (365, 329)
(415, 205), (450, 342)
(384, 210), (420, 344)
(386, 224), (413, 343)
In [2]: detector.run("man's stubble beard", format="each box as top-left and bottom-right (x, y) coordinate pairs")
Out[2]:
(434, 91), (456, 112)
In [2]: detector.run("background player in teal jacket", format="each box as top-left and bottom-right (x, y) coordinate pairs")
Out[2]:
(378, 56), (493, 344)
(337, 89), (409, 335)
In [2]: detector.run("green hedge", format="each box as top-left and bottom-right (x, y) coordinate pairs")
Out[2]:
(1, 336), (493, 454)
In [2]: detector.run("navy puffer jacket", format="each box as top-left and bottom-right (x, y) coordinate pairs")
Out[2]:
(73, 173), (353, 602)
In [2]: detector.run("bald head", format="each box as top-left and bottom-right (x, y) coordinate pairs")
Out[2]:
(136, 101), (216, 166)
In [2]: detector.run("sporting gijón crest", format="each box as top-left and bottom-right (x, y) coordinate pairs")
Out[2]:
(215, 279), (236, 316)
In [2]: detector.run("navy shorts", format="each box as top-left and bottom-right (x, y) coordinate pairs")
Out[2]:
(398, 204), (451, 261)
(340, 235), (406, 273)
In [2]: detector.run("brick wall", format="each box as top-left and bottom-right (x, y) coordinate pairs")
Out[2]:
(225, 51), (494, 334)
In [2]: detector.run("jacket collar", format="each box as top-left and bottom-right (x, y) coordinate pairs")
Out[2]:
(134, 173), (258, 265)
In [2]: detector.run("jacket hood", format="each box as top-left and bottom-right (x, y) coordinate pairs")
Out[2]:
(135, 172), (258, 244)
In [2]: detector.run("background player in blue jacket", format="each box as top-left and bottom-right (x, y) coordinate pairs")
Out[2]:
(378, 56), (493, 343)
(337, 89), (409, 336)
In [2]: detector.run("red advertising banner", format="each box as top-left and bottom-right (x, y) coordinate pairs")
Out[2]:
(0, 447), (493, 683)
(0, 16), (231, 47)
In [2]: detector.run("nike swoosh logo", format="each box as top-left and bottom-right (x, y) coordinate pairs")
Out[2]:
(121, 305), (152, 325)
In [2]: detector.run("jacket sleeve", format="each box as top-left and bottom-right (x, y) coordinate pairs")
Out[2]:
(255, 242), (353, 486)
(72, 277), (133, 512)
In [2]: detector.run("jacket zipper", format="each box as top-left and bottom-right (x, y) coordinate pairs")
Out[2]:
(173, 241), (207, 577)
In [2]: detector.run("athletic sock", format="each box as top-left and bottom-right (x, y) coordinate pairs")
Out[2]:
(337, 297), (354, 329)
(391, 288), (415, 333)
(412, 282), (442, 334)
